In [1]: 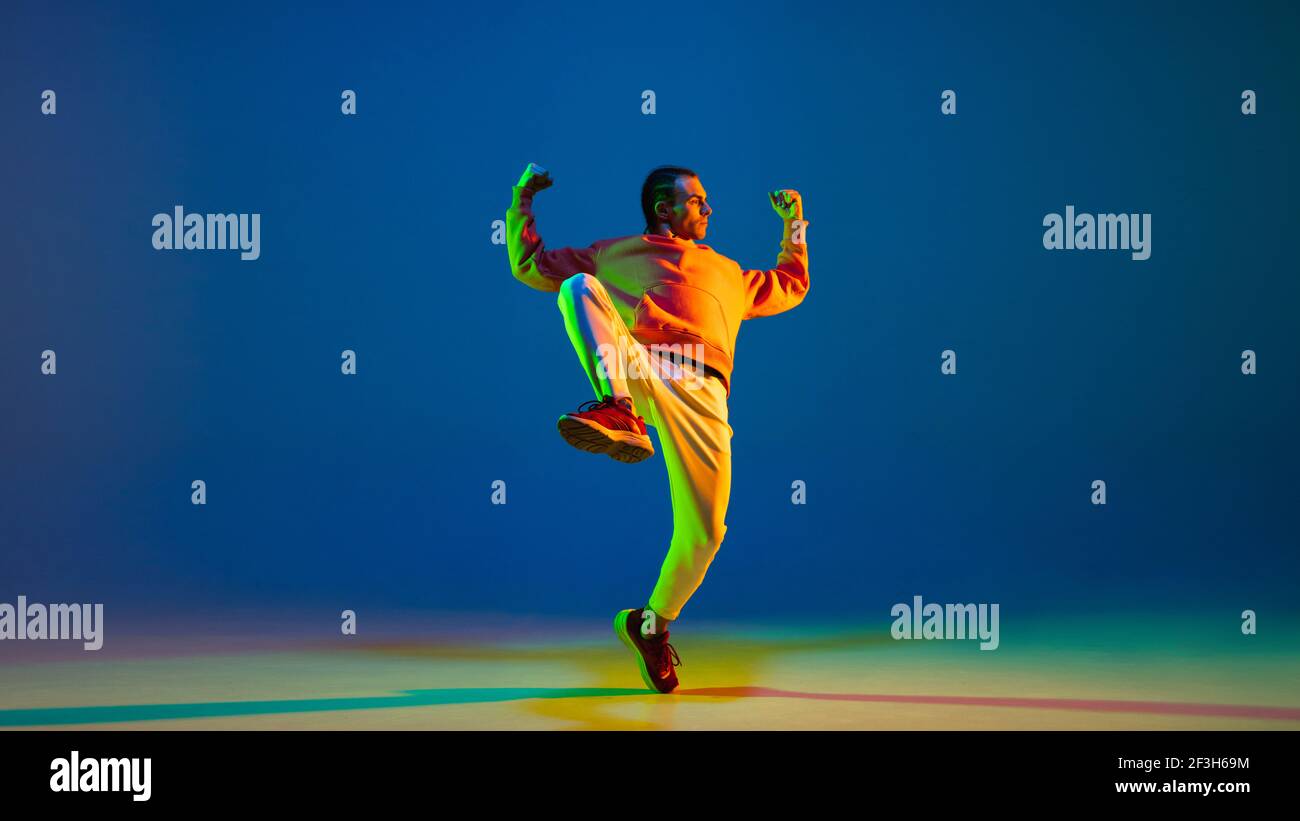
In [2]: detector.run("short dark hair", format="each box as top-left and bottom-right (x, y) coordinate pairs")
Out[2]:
(641, 166), (697, 233)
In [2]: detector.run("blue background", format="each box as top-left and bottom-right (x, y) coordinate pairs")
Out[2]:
(2, 0), (1296, 625)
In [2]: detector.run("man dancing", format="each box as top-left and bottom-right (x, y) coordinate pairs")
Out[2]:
(506, 163), (810, 693)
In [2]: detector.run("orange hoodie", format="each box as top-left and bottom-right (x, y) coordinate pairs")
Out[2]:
(506, 186), (810, 395)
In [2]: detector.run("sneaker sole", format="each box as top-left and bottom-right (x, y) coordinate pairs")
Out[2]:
(613, 609), (672, 694)
(558, 415), (654, 464)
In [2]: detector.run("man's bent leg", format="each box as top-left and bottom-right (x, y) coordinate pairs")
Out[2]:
(556, 273), (658, 462)
(557, 273), (640, 403)
(645, 372), (733, 621)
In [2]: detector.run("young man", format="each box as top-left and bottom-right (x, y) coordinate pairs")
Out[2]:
(505, 163), (810, 693)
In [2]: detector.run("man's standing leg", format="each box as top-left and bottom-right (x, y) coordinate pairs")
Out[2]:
(644, 368), (733, 625)
(603, 365), (731, 694)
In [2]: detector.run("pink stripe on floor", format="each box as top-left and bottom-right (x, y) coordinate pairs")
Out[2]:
(678, 687), (1300, 721)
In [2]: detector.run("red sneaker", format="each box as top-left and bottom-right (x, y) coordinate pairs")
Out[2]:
(614, 608), (681, 694)
(557, 395), (654, 463)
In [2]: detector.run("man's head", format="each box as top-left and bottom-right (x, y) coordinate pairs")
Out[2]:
(641, 166), (711, 240)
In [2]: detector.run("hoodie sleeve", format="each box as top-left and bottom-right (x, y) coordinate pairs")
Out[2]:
(506, 186), (598, 292)
(741, 217), (810, 319)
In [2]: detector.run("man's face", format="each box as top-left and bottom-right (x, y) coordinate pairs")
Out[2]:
(658, 175), (712, 240)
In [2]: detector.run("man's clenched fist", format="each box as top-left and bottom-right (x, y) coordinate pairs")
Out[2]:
(769, 189), (803, 221)
(518, 163), (553, 193)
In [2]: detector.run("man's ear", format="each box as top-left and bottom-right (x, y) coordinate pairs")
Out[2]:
(655, 201), (670, 221)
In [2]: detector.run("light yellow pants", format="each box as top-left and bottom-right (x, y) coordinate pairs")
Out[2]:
(557, 273), (733, 621)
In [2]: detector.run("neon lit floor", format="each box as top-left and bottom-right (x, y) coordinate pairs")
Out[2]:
(2, 611), (1297, 730)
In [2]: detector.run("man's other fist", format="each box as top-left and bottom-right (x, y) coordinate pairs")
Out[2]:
(769, 189), (803, 221)
(518, 163), (553, 193)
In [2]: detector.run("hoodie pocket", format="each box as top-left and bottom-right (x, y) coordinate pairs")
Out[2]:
(632, 282), (731, 344)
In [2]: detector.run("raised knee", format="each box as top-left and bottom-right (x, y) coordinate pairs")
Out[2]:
(557, 272), (599, 307)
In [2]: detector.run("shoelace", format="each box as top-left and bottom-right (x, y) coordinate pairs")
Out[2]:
(664, 642), (682, 669)
(576, 396), (615, 413)
(647, 633), (682, 676)
(577, 395), (644, 422)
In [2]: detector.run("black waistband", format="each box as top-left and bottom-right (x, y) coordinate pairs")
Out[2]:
(653, 349), (726, 382)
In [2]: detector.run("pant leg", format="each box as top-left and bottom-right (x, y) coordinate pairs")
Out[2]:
(557, 272), (644, 404)
(645, 368), (733, 621)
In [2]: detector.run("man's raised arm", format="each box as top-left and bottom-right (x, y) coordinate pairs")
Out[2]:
(506, 163), (597, 292)
(741, 189), (810, 319)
